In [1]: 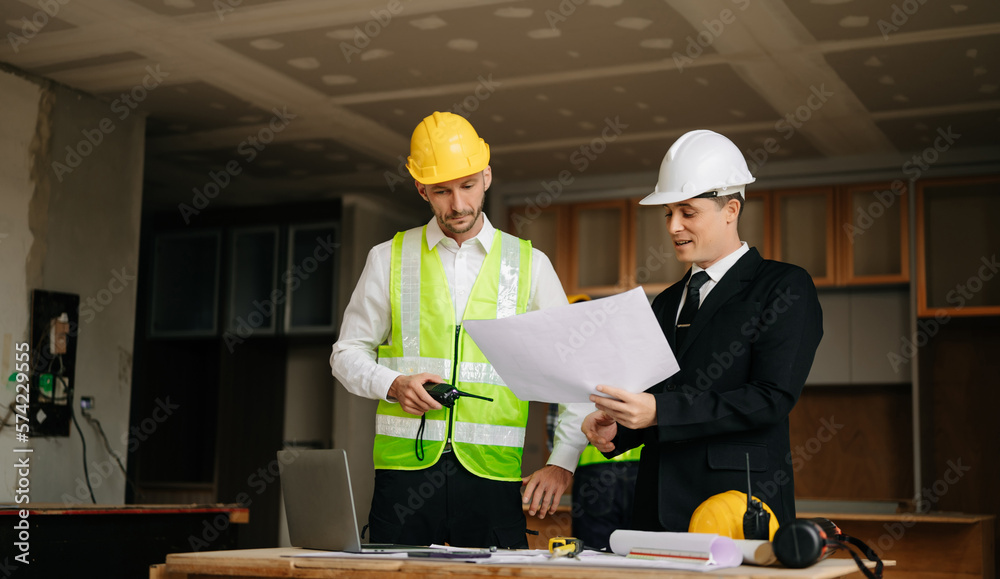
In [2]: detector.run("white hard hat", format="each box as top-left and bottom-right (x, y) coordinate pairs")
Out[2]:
(639, 130), (755, 205)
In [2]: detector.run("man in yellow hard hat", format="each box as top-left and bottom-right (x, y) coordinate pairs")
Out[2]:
(332, 112), (587, 548)
(582, 129), (823, 532)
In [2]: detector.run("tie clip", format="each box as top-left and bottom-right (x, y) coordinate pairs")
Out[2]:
(676, 323), (691, 328)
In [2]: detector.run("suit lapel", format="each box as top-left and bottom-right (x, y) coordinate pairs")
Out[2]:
(677, 248), (762, 359)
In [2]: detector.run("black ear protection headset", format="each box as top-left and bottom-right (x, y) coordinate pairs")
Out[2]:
(772, 517), (884, 578)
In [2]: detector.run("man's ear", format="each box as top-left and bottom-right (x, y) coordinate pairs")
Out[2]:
(482, 166), (492, 191)
(415, 180), (428, 201)
(725, 198), (741, 224)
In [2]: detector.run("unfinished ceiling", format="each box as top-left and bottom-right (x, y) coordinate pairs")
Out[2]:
(1, 0), (998, 209)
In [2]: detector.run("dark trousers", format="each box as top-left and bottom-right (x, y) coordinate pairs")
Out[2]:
(367, 452), (529, 549)
(572, 461), (640, 550)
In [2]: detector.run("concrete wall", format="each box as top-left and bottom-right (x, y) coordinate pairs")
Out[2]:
(0, 66), (145, 504)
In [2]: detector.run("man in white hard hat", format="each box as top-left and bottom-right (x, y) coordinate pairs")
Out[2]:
(332, 112), (587, 548)
(582, 129), (823, 531)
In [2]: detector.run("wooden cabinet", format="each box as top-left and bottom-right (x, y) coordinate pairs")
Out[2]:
(769, 184), (910, 287)
(840, 183), (909, 285)
(773, 187), (838, 286)
(569, 200), (631, 296)
(917, 175), (1000, 317)
(508, 183), (908, 297)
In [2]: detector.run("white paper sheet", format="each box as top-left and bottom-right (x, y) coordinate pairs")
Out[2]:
(609, 530), (742, 568)
(463, 287), (679, 403)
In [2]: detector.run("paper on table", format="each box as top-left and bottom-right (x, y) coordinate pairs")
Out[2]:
(735, 539), (777, 566)
(608, 530), (742, 568)
(463, 287), (679, 403)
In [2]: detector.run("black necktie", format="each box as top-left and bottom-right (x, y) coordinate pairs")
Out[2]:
(676, 271), (710, 348)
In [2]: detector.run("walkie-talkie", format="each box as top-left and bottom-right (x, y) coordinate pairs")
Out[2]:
(742, 452), (771, 540)
(425, 383), (493, 408)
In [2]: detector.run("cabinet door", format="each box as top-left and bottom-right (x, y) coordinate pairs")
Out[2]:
(570, 200), (630, 296)
(149, 230), (221, 337)
(284, 223), (339, 333)
(632, 202), (687, 294)
(228, 227), (280, 335)
(773, 188), (837, 286)
(917, 176), (1000, 317)
(508, 204), (570, 290)
(839, 183), (909, 285)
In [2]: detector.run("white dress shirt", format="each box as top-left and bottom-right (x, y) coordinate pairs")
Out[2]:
(331, 215), (588, 472)
(676, 241), (750, 322)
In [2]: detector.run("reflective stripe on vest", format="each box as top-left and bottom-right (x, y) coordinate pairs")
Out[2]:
(578, 444), (643, 467)
(374, 226), (532, 481)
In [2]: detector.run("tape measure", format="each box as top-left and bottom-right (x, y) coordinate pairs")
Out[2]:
(548, 537), (583, 558)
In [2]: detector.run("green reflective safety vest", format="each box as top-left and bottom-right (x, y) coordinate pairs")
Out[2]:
(578, 444), (643, 467)
(374, 226), (532, 481)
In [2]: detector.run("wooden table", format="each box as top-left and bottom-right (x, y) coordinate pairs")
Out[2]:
(152, 547), (888, 579)
(799, 511), (994, 579)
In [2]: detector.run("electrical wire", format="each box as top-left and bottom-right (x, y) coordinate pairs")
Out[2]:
(70, 399), (96, 504)
(83, 409), (140, 498)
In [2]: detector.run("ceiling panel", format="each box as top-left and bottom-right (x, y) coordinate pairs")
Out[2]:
(32, 52), (147, 75)
(158, 137), (389, 180)
(785, 0), (1000, 42)
(126, 0), (288, 17)
(218, 1), (704, 98)
(97, 81), (274, 136)
(825, 34), (1000, 112)
(491, 127), (822, 183)
(0, 0), (76, 39)
(877, 109), (1000, 152)
(344, 64), (780, 148)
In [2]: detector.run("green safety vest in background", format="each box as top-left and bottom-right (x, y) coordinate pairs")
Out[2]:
(578, 444), (643, 467)
(374, 226), (532, 481)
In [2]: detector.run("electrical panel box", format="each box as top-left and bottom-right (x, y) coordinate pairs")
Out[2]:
(29, 290), (80, 437)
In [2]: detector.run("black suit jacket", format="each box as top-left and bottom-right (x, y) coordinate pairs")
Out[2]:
(610, 248), (823, 531)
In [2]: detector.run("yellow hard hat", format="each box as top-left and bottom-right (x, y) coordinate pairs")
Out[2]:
(567, 294), (591, 304)
(688, 490), (779, 540)
(406, 111), (490, 185)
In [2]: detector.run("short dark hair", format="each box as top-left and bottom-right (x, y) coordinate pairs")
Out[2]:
(710, 192), (744, 221)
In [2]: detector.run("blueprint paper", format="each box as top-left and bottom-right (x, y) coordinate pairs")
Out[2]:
(463, 287), (678, 403)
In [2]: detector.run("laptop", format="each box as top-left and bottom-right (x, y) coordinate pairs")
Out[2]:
(279, 448), (439, 553)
